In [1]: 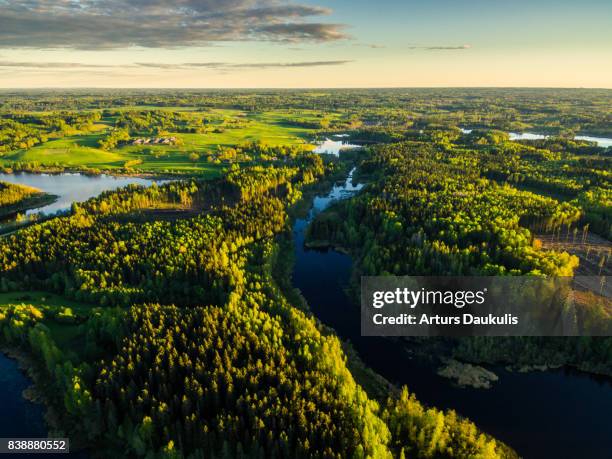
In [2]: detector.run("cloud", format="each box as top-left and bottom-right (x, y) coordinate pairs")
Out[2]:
(0, 61), (112, 68)
(407, 44), (472, 51)
(234, 60), (351, 68)
(0, 0), (349, 49)
(257, 23), (348, 42)
(352, 43), (386, 49)
(135, 62), (227, 70)
(136, 60), (352, 70)
(0, 60), (352, 70)
(425, 44), (471, 50)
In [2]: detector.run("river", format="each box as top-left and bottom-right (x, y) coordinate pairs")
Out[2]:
(0, 353), (88, 458)
(1, 168), (611, 458)
(291, 168), (612, 459)
(0, 355), (47, 438)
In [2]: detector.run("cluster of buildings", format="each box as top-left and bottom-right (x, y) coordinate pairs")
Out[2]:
(131, 136), (178, 146)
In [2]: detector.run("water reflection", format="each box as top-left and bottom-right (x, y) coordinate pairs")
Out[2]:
(0, 172), (164, 217)
(292, 167), (612, 459)
(459, 127), (612, 147)
(312, 138), (361, 156)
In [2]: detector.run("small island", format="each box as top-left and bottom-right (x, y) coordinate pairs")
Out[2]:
(437, 358), (500, 389)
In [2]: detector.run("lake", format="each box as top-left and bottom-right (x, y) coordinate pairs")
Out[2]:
(0, 172), (164, 217)
(575, 135), (612, 148)
(459, 127), (612, 147)
(292, 167), (612, 459)
(0, 354), (88, 458)
(508, 132), (612, 147)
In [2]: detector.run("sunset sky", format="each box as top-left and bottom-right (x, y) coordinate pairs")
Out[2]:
(0, 0), (611, 88)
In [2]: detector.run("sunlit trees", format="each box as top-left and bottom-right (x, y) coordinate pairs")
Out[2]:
(310, 141), (581, 277)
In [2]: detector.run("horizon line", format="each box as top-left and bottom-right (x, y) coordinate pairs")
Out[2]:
(1, 86), (611, 91)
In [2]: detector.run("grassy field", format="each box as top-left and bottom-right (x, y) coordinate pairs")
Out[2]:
(0, 291), (96, 357)
(1, 109), (328, 175)
(3, 134), (125, 167)
(0, 291), (93, 313)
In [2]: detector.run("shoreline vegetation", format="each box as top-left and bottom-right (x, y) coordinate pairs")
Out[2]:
(283, 159), (518, 458)
(304, 141), (612, 380)
(277, 155), (398, 401)
(1, 164), (198, 181)
(303, 233), (612, 378)
(0, 181), (58, 219)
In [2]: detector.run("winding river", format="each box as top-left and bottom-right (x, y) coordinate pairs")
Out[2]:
(1, 168), (611, 458)
(292, 168), (612, 459)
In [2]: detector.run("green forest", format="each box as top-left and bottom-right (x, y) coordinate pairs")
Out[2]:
(0, 180), (56, 219)
(306, 137), (611, 372)
(0, 88), (610, 458)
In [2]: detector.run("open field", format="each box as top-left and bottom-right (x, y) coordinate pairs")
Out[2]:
(0, 109), (329, 174)
(0, 290), (93, 312)
(3, 134), (125, 167)
(538, 233), (611, 277)
(0, 291), (96, 356)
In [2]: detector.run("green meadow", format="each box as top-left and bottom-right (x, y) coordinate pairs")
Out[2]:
(1, 109), (329, 175)
(0, 291), (96, 358)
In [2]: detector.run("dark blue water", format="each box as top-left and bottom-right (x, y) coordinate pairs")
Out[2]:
(0, 354), (47, 437)
(0, 354), (88, 458)
(2, 168), (611, 458)
(292, 170), (612, 459)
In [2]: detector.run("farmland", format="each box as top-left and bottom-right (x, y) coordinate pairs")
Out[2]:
(0, 108), (334, 175)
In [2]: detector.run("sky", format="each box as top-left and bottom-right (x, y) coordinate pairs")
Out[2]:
(0, 0), (610, 88)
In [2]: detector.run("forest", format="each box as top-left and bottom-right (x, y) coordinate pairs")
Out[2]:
(0, 88), (610, 458)
(0, 154), (508, 458)
(2, 88), (611, 138)
(306, 132), (611, 373)
(0, 180), (56, 219)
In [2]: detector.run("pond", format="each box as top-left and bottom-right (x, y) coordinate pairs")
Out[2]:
(292, 168), (612, 459)
(312, 138), (362, 156)
(0, 172), (164, 217)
